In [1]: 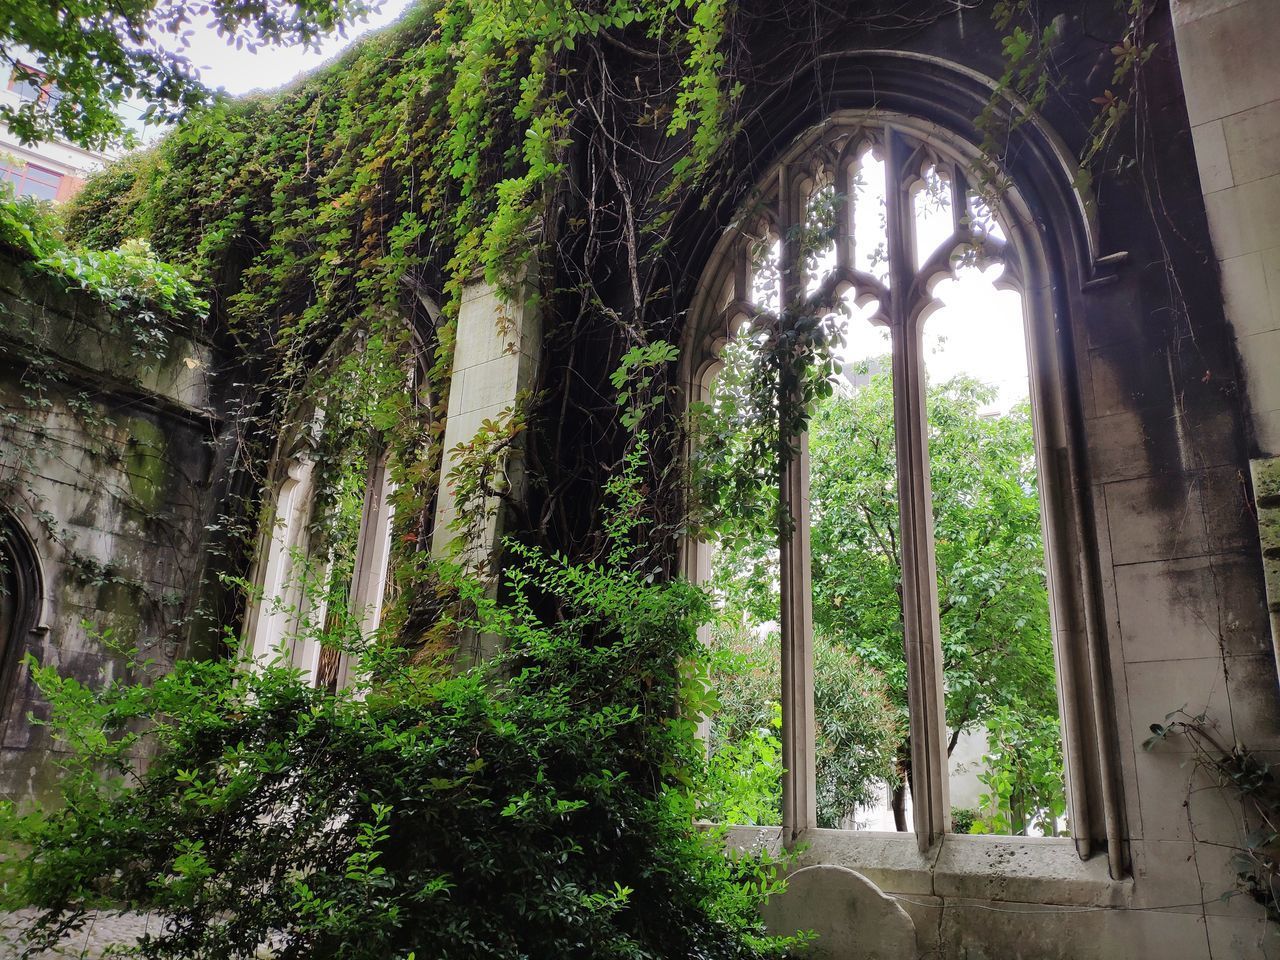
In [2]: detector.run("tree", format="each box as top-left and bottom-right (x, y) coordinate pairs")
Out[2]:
(699, 614), (902, 830)
(0, 0), (380, 148)
(704, 356), (1065, 834)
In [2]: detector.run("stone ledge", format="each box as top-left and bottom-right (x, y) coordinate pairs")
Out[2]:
(720, 826), (1130, 907)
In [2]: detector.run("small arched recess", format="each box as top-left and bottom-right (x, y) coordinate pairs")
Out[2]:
(0, 508), (44, 737)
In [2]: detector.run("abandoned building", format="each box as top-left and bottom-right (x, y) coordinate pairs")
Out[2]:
(2, 0), (1280, 956)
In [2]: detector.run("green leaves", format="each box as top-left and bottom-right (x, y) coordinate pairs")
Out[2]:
(0, 0), (381, 149)
(8, 507), (788, 959)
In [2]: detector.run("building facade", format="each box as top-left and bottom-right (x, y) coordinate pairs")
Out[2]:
(0, 59), (115, 203)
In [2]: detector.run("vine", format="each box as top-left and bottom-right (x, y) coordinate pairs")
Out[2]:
(1146, 711), (1280, 920)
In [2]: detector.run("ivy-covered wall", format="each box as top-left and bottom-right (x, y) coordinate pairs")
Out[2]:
(0, 248), (225, 801)
(4, 0), (1279, 954)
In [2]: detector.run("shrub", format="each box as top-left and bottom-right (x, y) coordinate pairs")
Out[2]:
(1, 533), (792, 960)
(950, 807), (978, 835)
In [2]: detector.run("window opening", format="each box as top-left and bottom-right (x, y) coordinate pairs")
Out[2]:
(809, 310), (907, 831)
(0, 160), (62, 202)
(692, 117), (1075, 846)
(701, 324), (784, 828)
(923, 257), (1066, 837)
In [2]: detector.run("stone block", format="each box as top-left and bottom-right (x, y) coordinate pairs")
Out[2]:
(1097, 908), (1211, 959)
(454, 296), (519, 369)
(1223, 98), (1280, 186)
(1226, 654), (1280, 747)
(1115, 555), (1267, 663)
(1174, 0), (1280, 125)
(1200, 464), (1259, 558)
(1172, 0), (1254, 27)
(1239, 328), (1280, 417)
(1131, 748), (1245, 844)
(1192, 119), (1234, 193)
(1127, 839), (1203, 909)
(795, 829), (937, 896)
(1086, 409), (1153, 486)
(454, 354), (521, 414)
(930, 834), (1119, 907)
(760, 865), (916, 960)
(1103, 474), (1210, 566)
(1257, 411), (1280, 459)
(1207, 913), (1280, 955)
(1195, 838), (1277, 917)
(1204, 174), (1280, 261)
(1221, 252), (1274, 339)
(1123, 656), (1230, 757)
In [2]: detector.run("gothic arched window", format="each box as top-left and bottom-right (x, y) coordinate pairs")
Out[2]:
(686, 110), (1119, 865)
(243, 315), (435, 692)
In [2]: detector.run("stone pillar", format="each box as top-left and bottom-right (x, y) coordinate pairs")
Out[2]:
(1172, 0), (1280, 454)
(430, 278), (541, 666)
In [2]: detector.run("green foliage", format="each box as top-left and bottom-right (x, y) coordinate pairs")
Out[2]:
(37, 238), (208, 360)
(2, 516), (791, 960)
(45, 0), (744, 623)
(0, 183), (205, 369)
(60, 152), (156, 250)
(0, 0), (380, 148)
(0, 189), (63, 260)
(978, 0), (1155, 194)
(972, 707), (1066, 837)
(700, 616), (901, 829)
(808, 368), (1060, 767)
(950, 807), (977, 835)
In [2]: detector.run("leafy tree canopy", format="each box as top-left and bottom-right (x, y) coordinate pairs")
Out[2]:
(0, 0), (380, 148)
(700, 348), (1065, 834)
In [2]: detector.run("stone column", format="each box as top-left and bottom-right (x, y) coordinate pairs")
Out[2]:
(430, 278), (541, 666)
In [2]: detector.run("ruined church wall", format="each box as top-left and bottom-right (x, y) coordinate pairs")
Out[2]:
(648, 0), (1280, 955)
(0, 252), (224, 801)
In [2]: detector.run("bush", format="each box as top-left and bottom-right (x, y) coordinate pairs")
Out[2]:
(0, 188), (63, 260)
(950, 807), (978, 835)
(700, 618), (900, 829)
(1, 540), (791, 960)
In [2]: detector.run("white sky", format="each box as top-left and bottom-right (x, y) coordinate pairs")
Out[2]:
(126, 0), (415, 136)
(833, 149), (1029, 414)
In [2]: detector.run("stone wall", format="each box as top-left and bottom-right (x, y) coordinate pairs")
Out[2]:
(0, 250), (224, 801)
(1173, 0), (1280, 741)
(1173, 0), (1280, 457)
(689, 1), (1280, 956)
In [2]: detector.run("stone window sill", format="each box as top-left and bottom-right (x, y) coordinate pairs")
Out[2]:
(718, 825), (1130, 908)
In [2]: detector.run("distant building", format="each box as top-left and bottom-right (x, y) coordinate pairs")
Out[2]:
(0, 62), (114, 203)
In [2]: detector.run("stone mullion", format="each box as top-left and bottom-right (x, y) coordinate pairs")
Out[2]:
(776, 162), (818, 845)
(834, 158), (853, 274)
(885, 128), (951, 850)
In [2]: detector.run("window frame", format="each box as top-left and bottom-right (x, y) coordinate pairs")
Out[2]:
(0, 158), (64, 202)
(682, 109), (1124, 871)
(6, 64), (51, 103)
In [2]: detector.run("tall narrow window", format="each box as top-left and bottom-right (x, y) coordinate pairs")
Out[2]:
(688, 114), (1089, 850)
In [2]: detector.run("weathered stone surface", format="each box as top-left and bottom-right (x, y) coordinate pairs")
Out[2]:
(761, 865), (917, 960)
(0, 251), (225, 803)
